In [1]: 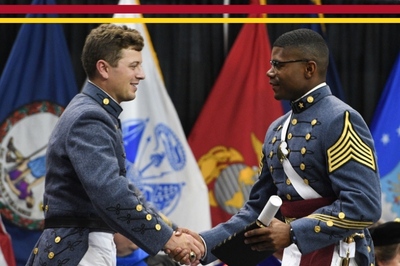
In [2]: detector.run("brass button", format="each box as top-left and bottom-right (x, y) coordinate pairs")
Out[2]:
(287, 133), (292, 140)
(55, 236), (61, 243)
(300, 163), (305, 171)
(338, 212), (345, 219)
(368, 246), (371, 253)
(305, 133), (311, 140)
(286, 179), (291, 185)
(301, 147), (306, 155)
(286, 194), (291, 200)
(327, 220), (333, 227)
(146, 214), (152, 221)
(45, 205), (49, 211)
(155, 224), (161, 231)
(40, 203), (44, 211)
(103, 98), (110, 105)
(395, 218), (400, 222)
(311, 119), (317, 126)
(314, 226), (321, 233)
(270, 166), (273, 173)
(303, 179), (309, 185)
(33, 248), (38, 255)
(269, 151), (273, 158)
(136, 205), (143, 211)
(48, 252), (55, 259)
(291, 119), (297, 125)
(272, 137), (277, 144)
(307, 96), (314, 103)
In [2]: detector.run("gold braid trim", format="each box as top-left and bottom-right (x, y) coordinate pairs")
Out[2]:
(327, 111), (376, 173)
(158, 212), (173, 228)
(306, 214), (373, 229)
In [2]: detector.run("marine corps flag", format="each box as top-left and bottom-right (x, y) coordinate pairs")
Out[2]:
(0, 0), (78, 264)
(188, 0), (284, 226)
(115, 0), (211, 233)
(370, 52), (400, 222)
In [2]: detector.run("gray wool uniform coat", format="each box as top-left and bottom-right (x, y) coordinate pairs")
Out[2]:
(26, 82), (173, 266)
(200, 85), (381, 266)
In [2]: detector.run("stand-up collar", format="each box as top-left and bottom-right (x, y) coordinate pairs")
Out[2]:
(290, 85), (332, 114)
(82, 82), (123, 119)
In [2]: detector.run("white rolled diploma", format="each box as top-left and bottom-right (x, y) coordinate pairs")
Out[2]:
(257, 195), (282, 226)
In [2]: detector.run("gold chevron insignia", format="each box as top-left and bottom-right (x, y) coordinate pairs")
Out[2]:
(306, 213), (373, 229)
(327, 111), (376, 173)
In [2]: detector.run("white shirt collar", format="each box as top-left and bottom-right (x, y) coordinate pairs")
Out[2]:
(293, 82), (327, 103)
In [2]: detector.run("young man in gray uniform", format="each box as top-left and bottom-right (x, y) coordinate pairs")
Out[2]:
(169, 28), (381, 266)
(26, 24), (203, 266)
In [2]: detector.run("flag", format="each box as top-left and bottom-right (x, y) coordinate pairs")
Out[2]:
(115, 0), (211, 234)
(188, 1), (283, 227)
(0, 217), (15, 266)
(280, 0), (345, 113)
(0, 0), (78, 264)
(370, 51), (400, 222)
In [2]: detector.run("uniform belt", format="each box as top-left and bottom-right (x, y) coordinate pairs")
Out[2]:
(44, 217), (114, 231)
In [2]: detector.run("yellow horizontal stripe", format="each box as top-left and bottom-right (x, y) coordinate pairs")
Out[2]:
(2, 17), (400, 24)
(307, 214), (373, 229)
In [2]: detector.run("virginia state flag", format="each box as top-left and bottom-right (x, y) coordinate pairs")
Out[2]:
(370, 52), (400, 222)
(188, 1), (283, 227)
(0, 0), (78, 264)
(115, 0), (212, 233)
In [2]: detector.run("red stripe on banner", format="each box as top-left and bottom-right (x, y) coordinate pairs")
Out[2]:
(0, 5), (398, 14)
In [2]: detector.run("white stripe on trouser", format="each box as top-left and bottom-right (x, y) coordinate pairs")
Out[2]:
(78, 232), (116, 266)
(281, 243), (358, 266)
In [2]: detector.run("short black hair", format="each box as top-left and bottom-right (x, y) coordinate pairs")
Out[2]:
(273, 28), (329, 74)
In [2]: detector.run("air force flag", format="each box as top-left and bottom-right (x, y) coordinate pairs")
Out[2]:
(370, 52), (400, 221)
(115, 0), (211, 233)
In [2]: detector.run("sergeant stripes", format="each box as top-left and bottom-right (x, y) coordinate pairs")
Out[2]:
(327, 111), (376, 173)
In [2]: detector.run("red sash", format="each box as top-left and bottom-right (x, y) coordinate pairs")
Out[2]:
(281, 197), (337, 266)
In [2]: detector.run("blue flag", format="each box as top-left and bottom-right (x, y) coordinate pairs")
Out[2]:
(0, 0), (78, 264)
(370, 52), (400, 222)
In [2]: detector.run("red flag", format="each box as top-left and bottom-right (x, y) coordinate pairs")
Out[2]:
(188, 2), (284, 226)
(0, 217), (16, 266)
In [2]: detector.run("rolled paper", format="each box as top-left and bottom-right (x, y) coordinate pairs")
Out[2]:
(257, 195), (282, 226)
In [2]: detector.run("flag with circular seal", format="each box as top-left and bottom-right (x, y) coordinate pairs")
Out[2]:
(0, 0), (78, 263)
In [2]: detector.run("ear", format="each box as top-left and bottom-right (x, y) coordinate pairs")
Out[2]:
(304, 61), (317, 79)
(96, 60), (109, 80)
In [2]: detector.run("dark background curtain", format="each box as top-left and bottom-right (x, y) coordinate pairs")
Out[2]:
(1, 0), (400, 136)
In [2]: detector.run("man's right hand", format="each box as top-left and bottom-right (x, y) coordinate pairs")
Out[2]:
(163, 229), (204, 265)
(164, 227), (204, 265)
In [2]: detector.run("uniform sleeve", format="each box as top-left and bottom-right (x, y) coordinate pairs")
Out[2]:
(200, 147), (279, 263)
(66, 108), (173, 255)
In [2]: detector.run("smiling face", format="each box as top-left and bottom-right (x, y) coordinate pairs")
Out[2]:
(104, 48), (145, 103)
(266, 47), (311, 102)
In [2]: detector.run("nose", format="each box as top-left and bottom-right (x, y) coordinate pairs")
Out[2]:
(136, 66), (145, 80)
(266, 66), (275, 78)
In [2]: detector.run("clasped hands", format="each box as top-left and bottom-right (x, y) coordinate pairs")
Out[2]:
(163, 227), (204, 266)
(164, 218), (292, 265)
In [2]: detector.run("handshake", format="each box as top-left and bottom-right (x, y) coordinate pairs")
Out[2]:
(163, 227), (204, 266)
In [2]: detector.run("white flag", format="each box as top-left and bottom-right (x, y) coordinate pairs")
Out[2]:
(115, 0), (211, 233)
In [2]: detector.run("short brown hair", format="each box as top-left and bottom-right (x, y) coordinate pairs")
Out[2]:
(81, 24), (144, 79)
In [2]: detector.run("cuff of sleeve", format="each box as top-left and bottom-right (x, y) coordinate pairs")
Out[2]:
(199, 235), (207, 261)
